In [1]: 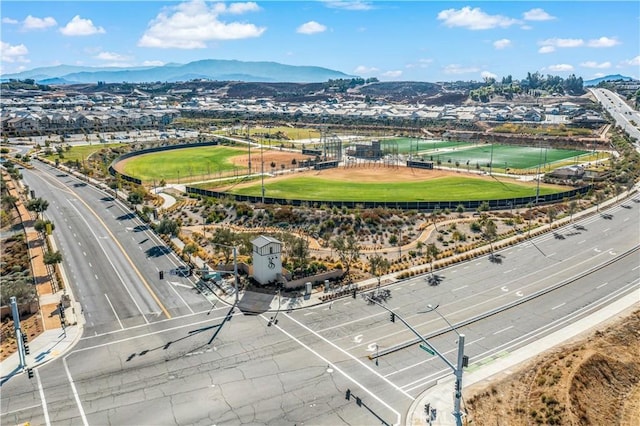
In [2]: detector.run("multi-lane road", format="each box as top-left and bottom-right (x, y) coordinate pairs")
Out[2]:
(1, 153), (638, 425)
(590, 87), (640, 143)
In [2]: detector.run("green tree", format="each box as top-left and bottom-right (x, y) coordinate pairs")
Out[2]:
(368, 254), (390, 289)
(483, 219), (498, 255)
(547, 207), (557, 226)
(34, 219), (55, 235)
(26, 197), (49, 219)
(331, 235), (360, 282)
(155, 218), (180, 237)
(426, 243), (439, 279)
(127, 185), (146, 205)
(211, 228), (236, 264)
(43, 250), (63, 266)
(182, 242), (198, 264)
(567, 200), (578, 223)
(290, 236), (310, 270)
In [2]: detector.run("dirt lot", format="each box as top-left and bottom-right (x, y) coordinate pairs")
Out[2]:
(466, 309), (640, 425)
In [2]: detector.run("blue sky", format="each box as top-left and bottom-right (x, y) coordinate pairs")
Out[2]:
(1, 1), (639, 82)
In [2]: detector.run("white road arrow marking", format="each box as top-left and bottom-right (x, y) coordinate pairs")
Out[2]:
(501, 286), (509, 292)
(515, 291), (523, 297)
(353, 334), (363, 344)
(367, 343), (378, 352)
(169, 281), (192, 289)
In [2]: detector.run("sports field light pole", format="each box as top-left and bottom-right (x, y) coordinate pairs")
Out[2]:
(367, 298), (466, 426)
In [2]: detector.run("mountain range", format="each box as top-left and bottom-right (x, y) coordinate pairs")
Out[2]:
(583, 74), (634, 87)
(0, 59), (355, 84)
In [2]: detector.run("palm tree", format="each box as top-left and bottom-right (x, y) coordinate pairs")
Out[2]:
(26, 197), (49, 220)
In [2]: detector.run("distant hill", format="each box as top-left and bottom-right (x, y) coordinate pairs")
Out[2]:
(1, 59), (355, 84)
(584, 74), (634, 87)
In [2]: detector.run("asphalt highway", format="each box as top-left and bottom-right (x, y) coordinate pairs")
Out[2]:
(2, 165), (638, 425)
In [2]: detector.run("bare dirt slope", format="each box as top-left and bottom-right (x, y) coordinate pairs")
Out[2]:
(466, 309), (640, 425)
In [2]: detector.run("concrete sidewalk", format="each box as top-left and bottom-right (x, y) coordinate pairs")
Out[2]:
(0, 325), (81, 384)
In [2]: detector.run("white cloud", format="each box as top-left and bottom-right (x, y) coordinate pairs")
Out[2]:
(443, 64), (480, 75)
(227, 2), (261, 14)
(522, 8), (556, 21)
(142, 60), (165, 67)
(1, 41), (30, 63)
(547, 64), (574, 72)
(406, 58), (433, 69)
(23, 15), (57, 30)
(95, 51), (132, 62)
(481, 71), (497, 80)
(59, 15), (105, 36)
(138, 0), (265, 49)
(322, 1), (373, 11)
(587, 36), (620, 48)
(381, 70), (402, 79)
(580, 61), (611, 69)
(493, 38), (512, 49)
(592, 72), (606, 78)
(354, 65), (378, 74)
(297, 21), (327, 35)
(437, 7), (519, 30)
(620, 56), (640, 66)
(538, 38), (586, 53)
(539, 38), (584, 48)
(2, 17), (19, 24)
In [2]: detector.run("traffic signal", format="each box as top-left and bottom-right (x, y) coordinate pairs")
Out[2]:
(24, 345), (30, 355)
(159, 270), (164, 280)
(27, 368), (34, 379)
(22, 332), (28, 344)
(59, 304), (65, 320)
(352, 289), (357, 299)
(356, 397), (362, 407)
(390, 312), (395, 323)
(462, 355), (469, 368)
(345, 389), (351, 400)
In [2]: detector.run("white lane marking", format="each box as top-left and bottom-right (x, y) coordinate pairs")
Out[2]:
(65, 202), (149, 324)
(35, 369), (51, 426)
(578, 240), (586, 244)
(596, 282), (609, 289)
(63, 357), (89, 426)
(94, 274), (98, 280)
(452, 285), (468, 292)
(493, 325), (514, 335)
(284, 312), (414, 400)
(633, 265), (640, 271)
(503, 269), (513, 274)
(304, 312), (314, 316)
(88, 262), (92, 268)
(265, 316), (402, 425)
(343, 301), (352, 306)
(105, 294), (124, 329)
(602, 228), (610, 233)
(167, 282), (194, 314)
(551, 302), (565, 310)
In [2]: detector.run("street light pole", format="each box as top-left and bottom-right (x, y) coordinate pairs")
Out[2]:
(421, 304), (465, 426)
(367, 298), (466, 426)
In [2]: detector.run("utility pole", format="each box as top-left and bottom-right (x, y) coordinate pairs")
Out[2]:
(367, 298), (467, 426)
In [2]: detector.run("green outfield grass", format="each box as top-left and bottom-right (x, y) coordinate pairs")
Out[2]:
(43, 143), (123, 162)
(382, 138), (473, 154)
(216, 175), (562, 202)
(120, 146), (246, 181)
(425, 144), (590, 170)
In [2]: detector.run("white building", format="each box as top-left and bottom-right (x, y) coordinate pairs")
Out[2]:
(251, 235), (282, 285)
